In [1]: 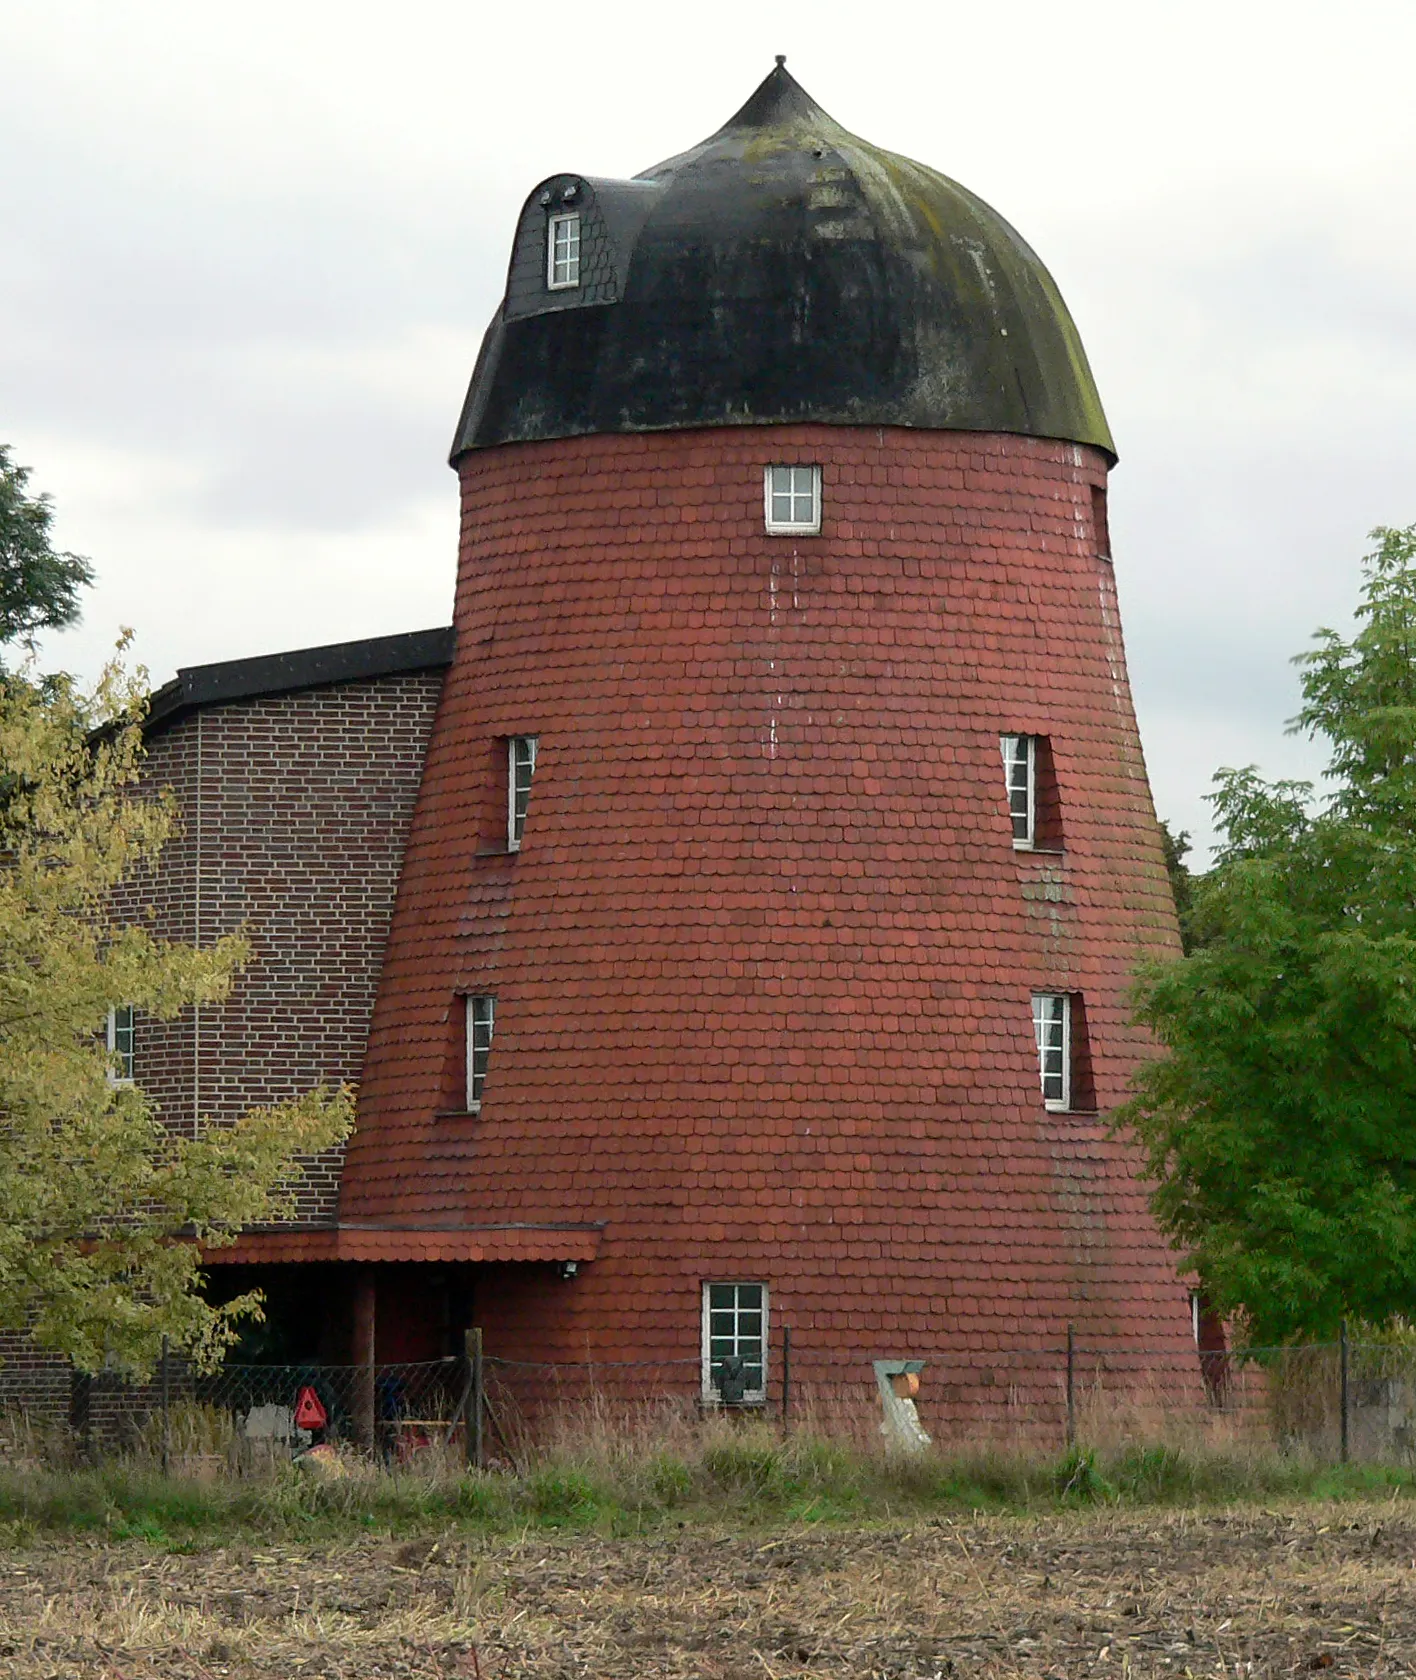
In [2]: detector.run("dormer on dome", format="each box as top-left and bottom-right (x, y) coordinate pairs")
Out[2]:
(453, 61), (1114, 461)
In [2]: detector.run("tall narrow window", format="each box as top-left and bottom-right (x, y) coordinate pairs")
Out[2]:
(507, 735), (538, 851)
(547, 213), (581, 289)
(1091, 483), (1111, 561)
(465, 995), (496, 1110)
(702, 1281), (768, 1405)
(1000, 734), (1036, 848)
(106, 1005), (135, 1084)
(1032, 992), (1071, 1110)
(764, 465), (821, 535)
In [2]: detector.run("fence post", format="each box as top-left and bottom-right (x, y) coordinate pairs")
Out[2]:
(160, 1336), (171, 1477)
(465, 1327), (484, 1471)
(1340, 1319), (1350, 1465)
(352, 1268), (377, 1454)
(1065, 1324), (1076, 1450)
(781, 1324), (792, 1433)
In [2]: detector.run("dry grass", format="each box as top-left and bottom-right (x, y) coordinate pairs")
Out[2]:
(3, 1501), (1416, 1677)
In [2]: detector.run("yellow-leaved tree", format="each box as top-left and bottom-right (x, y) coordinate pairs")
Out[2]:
(0, 653), (352, 1377)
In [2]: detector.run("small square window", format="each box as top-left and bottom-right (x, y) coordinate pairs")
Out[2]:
(107, 1004), (135, 1085)
(1000, 734), (1036, 849)
(507, 736), (538, 851)
(764, 465), (821, 535)
(547, 213), (581, 290)
(1032, 992), (1071, 1110)
(465, 995), (496, 1111)
(701, 1281), (767, 1405)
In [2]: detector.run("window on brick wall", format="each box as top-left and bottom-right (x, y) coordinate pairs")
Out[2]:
(507, 735), (538, 851)
(1000, 733), (1064, 852)
(764, 465), (821, 534)
(701, 1281), (768, 1405)
(547, 212), (581, 289)
(106, 1004), (135, 1085)
(465, 995), (496, 1110)
(1032, 992), (1071, 1110)
(1091, 484), (1111, 561)
(1030, 992), (1096, 1111)
(1000, 734), (1036, 848)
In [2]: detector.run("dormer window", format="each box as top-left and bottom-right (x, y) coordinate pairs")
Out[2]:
(547, 213), (581, 290)
(764, 465), (821, 535)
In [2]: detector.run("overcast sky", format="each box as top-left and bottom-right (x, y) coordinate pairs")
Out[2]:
(5, 0), (1415, 856)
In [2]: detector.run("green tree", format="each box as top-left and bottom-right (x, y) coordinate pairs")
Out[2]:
(1157, 819), (1197, 953)
(0, 656), (351, 1376)
(0, 447), (94, 655)
(1120, 524), (1416, 1346)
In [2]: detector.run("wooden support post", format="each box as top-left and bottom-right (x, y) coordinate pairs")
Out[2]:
(352, 1269), (377, 1455)
(465, 1327), (484, 1471)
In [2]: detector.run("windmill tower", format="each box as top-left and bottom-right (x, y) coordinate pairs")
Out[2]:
(337, 63), (1195, 1406)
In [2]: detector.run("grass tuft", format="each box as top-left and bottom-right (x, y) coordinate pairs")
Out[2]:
(2, 1411), (1415, 1543)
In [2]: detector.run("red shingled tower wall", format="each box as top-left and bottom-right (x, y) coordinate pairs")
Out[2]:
(341, 421), (1195, 1389)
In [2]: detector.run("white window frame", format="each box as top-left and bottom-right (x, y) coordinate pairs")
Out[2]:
(547, 212), (581, 290)
(507, 735), (538, 852)
(1000, 733), (1036, 850)
(106, 1004), (135, 1086)
(701, 1281), (768, 1406)
(465, 994), (496, 1111)
(763, 465), (821, 535)
(1032, 991), (1071, 1111)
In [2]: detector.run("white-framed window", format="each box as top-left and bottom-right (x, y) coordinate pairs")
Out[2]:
(107, 1004), (135, 1085)
(547, 212), (581, 290)
(701, 1281), (767, 1405)
(465, 994), (496, 1111)
(1032, 992), (1071, 1110)
(764, 465), (821, 535)
(1000, 734), (1036, 849)
(507, 735), (538, 852)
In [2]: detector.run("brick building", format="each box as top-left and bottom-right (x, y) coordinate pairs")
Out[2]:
(130, 63), (1197, 1403)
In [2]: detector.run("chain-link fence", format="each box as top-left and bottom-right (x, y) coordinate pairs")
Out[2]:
(5, 1330), (1416, 1474)
(0, 1352), (470, 1472)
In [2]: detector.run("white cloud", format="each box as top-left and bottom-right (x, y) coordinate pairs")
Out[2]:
(5, 0), (1416, 860)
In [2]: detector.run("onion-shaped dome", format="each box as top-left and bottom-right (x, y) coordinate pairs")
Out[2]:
(453, 61), (1114, 460)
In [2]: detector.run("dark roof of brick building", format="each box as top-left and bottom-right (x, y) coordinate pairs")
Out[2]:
(146, 626), (453, 735)
(452, 62), (1114, 461)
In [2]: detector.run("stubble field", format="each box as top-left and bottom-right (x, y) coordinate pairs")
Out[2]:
(2, 1503), (1414, 1680)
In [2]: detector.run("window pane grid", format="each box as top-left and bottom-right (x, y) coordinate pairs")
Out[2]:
(548, 213), (580, 288)
(467, 994), (496, 1109)
(108, 1005), (135, 1083)
(765, 465), (820, 533)
(702, 1282), (767, 1401)
(508, 735), (538, 850)
(1000, 734), (1035, 847)
(1032, 992), (1069, 1109)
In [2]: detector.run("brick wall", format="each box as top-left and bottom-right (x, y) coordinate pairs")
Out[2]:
(120, 670), (444, 1220)
(344, 423), (1197, 1378)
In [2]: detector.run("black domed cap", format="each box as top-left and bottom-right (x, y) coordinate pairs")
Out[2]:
(452, 64), (1114, 461)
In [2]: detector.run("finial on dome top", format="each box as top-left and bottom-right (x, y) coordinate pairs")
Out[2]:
(775, 54), (786, 67)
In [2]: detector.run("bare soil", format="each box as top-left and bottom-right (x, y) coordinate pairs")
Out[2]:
(1, 1504), (1413, 1678)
